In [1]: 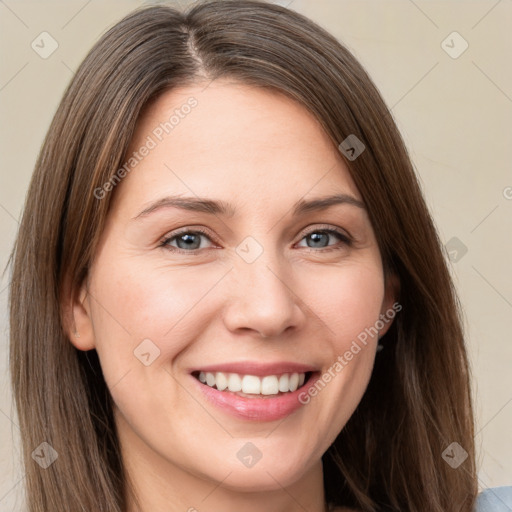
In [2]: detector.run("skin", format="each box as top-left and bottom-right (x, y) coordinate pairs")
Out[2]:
(68, 79), (397, 512)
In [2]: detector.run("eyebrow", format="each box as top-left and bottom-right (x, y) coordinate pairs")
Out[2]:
(133, 193), (366, 220)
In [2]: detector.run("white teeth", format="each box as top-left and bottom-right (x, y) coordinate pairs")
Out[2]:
(289, 373), (299, 392)
(227, 373), (242, 392)
(197, 371), (307, 395)
(215, 371), (228, 391)
(261, 375), (279, 395)
(242, 375), (261, 394)
(278, 374), (289, 392)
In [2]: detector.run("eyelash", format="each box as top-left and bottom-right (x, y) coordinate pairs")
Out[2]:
(159, 225), (352, 255)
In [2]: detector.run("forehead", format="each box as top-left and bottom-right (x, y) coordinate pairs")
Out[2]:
(113, 79), (362, 214)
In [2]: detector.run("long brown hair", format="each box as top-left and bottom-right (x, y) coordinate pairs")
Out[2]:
(8, 1), (477, 511)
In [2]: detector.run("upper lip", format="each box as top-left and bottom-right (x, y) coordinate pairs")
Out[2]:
(189, 361), (318, 376)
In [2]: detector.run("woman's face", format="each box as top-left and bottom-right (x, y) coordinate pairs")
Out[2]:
(72, 80), (396, 497)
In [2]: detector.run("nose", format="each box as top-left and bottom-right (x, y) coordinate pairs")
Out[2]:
(221, 248), (306, 339)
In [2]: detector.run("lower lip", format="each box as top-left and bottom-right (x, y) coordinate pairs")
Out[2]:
(191, 372), (321, 422)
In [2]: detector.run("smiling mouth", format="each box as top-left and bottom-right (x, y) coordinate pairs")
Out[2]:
(191, 371), (314, 398)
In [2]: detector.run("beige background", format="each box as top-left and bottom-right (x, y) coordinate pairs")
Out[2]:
(1, 0), (511, 509)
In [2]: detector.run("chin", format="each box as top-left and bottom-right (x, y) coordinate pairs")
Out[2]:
(211, 468), (306, 493)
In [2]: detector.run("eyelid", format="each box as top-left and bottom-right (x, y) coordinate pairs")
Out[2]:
(296, 223), (352, 242)
(159, 226), (219, 247)
(159, 223), (352, 253)
(160, 224), (352, 244)
(163, 226), (214, 239)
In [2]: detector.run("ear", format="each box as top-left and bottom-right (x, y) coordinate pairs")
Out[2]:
(60, 273), (96, 351)
(378, 272), (400, 338)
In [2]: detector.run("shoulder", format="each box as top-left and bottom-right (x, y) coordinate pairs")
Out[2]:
(474, 486), (512, 511)
(330, 488), (512, 512)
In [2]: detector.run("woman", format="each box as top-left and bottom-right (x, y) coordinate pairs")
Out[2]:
(8, 1), (498, 511)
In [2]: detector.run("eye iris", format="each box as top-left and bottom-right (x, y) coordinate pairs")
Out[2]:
(308, 232), (329, 248)
(177, 233), (201, 250)
(170, 230), (338, 251)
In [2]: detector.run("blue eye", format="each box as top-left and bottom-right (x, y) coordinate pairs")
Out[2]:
(297, 229), (351, 250)
(160, 225), (351, 254)
(161, 228), (214, 252)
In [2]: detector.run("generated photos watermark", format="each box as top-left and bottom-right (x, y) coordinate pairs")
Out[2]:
(94, 96), (198, 200)
(298, 301), (402, 405)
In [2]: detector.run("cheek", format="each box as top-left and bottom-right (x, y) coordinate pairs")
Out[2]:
(90, 246), (384, 374)
(298, 261), (384, 433)
(88, 252), (229, 377)
(301, 260), (385, 346)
